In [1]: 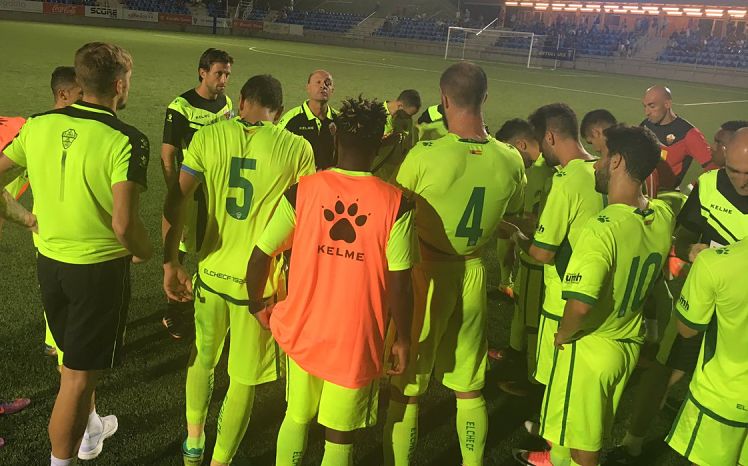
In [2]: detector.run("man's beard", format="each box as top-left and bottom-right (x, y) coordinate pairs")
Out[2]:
(594, 170), (609, 194)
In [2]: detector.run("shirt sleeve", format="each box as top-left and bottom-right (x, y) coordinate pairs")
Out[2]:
(162, 106), (190, 147)
(393, 148), (420, 192)
(256, 195), (297, 256)
(533, 176), (571, 251)
(686, 128), (716, 170)
(386, 209), (415, 271)
(676, 184), (705, 234)
(180, 129), (206, 178)
(506, 165), (527, 217)
(276, 108), (296, 130)
(675, 250), (716, 331)
(297, 139), (316, 179)
(2, 119), (28, 168)
(111, 131), (149, 190)
(561, 221), (614, 305)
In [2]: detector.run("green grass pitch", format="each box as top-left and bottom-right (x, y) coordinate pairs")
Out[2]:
(2, 18), (741, 465)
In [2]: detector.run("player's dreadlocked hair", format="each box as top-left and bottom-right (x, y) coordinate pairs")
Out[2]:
(335, 96), (388, 155)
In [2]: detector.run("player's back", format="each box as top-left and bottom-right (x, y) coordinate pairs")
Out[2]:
(6, 103), (148, 264)
(679, 240), (748, 423)
(571, 199), (675, 341)
(183, 119), (314, 297)
(395, 133), (525, 257)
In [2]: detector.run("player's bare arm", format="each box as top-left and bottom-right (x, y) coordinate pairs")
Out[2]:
(112, 180), (152, 263)
(0, 154), (35, 230)
(386, 269), (412, 376)
(160, 143), (179, 187)
(161, 170), (201, 301)
(555, 299), (592, 349)
(245, 246), (275, 329)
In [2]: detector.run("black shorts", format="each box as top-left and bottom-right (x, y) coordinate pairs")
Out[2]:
(37, 253), (131, 371)
(666, 333), (703, 374)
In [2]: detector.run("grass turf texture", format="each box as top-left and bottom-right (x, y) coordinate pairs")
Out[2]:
(0, 19), (734, 465)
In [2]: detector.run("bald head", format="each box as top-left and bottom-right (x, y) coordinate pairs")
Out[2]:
(440, 62), (487, 112)
(306, 69), (333, 104)
(725, 127), (748, 196)
(645, 85), (672, 101)
(642, 85), (675, 125)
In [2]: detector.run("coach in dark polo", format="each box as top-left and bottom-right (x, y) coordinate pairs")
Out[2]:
(278, 69), (339, 170)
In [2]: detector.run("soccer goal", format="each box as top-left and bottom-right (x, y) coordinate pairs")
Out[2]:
(444, 26), (574, 70)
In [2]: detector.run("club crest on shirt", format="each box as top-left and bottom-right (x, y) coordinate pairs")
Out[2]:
(61, 129), (77, 149)
(666, 133), (676, 145)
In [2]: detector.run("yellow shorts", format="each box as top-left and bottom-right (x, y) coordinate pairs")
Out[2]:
(667, 394), (748, 466)
(533, 311), (560, 385)
(285, 357), (378, 432)
(391, 258), (487, 396)
(192, 276), (282, 385)
(540, 335), (640, 452)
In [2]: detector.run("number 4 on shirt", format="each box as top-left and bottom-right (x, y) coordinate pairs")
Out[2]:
(226, 156), (256, 220)
(456, 187), (485, 247)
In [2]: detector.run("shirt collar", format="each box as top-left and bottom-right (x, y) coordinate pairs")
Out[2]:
(71, 100), (116, 117)
(302, 100), (333, 121)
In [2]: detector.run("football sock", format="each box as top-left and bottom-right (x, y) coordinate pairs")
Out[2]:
(621, 432), (644, 456)
(550, 444), (571, 466)
(456, 396), (487, 466)
(570, 458), (599, 466)
(213, 380), (255, 464)
(321, 440), (353, 466)
(185, 356), (215, 427)
(383, 400), (418, 466)
(84, 408), (102, 437)
(185, 432), (205, 451)
(50, 454), (77, 466)
(276, 415), (310, 465)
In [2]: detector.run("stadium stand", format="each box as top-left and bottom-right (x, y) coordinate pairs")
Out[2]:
(121, 0), (190, 14)
(276, 9), (365, 33)
(374, 17), (459, 42)
(658, 31), (748, 69)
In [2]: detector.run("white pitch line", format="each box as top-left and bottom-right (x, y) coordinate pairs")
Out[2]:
(246, 47), (640, 102)
(681, 99), (748, 107)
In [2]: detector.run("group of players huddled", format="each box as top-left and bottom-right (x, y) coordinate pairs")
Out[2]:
(0, 41), (746, 466)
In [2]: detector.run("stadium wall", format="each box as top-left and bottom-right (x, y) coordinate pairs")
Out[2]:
(1, 2), (746, 88)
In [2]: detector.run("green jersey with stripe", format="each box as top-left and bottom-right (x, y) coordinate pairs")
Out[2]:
(561, 200), (675, 342)
(181, 119), (315, 301)
(395, 133), (526, 257)
(163, 89), (233, 161)
(675, 240), (748, 424)
(533, 159), (605, 317)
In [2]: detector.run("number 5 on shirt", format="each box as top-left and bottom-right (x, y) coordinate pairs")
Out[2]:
(226, 156), (256, 220)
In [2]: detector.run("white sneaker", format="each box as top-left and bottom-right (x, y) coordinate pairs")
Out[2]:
(78, 414), (118, 460)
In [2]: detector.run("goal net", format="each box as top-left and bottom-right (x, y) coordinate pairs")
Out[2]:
(444, 27), (575, 69)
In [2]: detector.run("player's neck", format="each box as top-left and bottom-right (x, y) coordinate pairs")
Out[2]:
(447, 110), (487, 141)
(607, 180), (648, 210)
(81, 94), (117, 113)
(658, 110), (677, 126)
(559, 141), (594, 167)
(387, 100), (398, 115)
(307, 99), (329, 119)
(195, 84), (219, 101)
(336, 152), (371, 172)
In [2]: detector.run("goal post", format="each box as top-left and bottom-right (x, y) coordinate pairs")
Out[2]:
(444, 26), (575, 69)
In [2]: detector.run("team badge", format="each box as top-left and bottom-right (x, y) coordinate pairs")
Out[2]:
(666, 133), (675, 145)
(61, 129), (77, 149)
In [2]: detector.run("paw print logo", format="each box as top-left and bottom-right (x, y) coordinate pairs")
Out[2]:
(555, 171), (567, 178)
(323, 199), (368, 244)
(716, 248), (729, 255)
(597, 215), (610, 223)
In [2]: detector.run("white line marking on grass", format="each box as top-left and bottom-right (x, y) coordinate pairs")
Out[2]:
(681, 99), (748, 107)
(246, 47), (640, 101)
